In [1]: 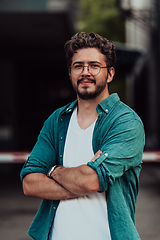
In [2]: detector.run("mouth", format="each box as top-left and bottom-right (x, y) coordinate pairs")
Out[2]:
(77, 78), (96, 86)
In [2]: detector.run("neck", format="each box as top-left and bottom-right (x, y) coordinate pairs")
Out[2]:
(76, 100), (98, 130)
(77, 99), (97, 116)
(77, 93), (109, 130)
(77, 88), (110, 114)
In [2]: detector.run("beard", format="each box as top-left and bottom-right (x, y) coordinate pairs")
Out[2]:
(71, 76), (108, 100)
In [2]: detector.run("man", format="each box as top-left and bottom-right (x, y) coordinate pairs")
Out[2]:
(20, 32), (145, 240)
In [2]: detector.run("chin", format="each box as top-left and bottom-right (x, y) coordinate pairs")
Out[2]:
(78, 92), (99, 100)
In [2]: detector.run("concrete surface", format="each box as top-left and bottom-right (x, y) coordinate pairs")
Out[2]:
(135, 163), (160, 240)
(0, 163), (159, 240)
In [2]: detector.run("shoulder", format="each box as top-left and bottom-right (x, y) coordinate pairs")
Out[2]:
(116, 102), (144, 134)
(42, 100), (77, 130)
(47, 100), (77, 121)
(109, 101), (145, 144)
(99, 93), (143, 125)
(100, 96), (145, 140)
(106, 96), (143, 126)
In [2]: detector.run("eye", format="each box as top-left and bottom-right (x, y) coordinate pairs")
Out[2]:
(90, 64), (100, 69)
(74, 64), (83, 69)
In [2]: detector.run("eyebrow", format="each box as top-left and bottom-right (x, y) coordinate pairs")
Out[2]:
(72, 61), (102, 66)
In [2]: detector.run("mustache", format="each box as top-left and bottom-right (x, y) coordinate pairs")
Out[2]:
(77, 78), (96, 85)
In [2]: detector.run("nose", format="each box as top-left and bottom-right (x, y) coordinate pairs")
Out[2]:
(82, 65), (90, 75)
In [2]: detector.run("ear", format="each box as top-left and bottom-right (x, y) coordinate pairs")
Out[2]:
(107, 67), (115, 83)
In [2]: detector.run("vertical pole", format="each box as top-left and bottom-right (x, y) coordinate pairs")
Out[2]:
(145, 1), (159, 149)
(156, 0), (160, 148)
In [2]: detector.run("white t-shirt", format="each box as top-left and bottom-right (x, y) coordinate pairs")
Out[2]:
(50, 108), (111, 240)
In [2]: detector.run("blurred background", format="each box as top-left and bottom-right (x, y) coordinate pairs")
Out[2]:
(0, 0), (160, 239)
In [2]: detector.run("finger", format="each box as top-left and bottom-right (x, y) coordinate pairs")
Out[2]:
(91, 150), (102, 161)
(95, 150), (102, 157)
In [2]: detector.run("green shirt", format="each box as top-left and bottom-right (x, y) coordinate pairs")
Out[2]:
(20, 93), (145, 240)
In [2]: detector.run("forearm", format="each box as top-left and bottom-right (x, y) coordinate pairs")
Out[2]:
(51, 164), (100, 195)
(22, 173), (79, 200)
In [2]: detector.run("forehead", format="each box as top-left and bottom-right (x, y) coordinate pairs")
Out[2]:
(72, 48), (106, 64)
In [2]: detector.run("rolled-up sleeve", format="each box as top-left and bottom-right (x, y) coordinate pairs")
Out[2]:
(20, 116), (57, 181)
(87, 118), (145, 193)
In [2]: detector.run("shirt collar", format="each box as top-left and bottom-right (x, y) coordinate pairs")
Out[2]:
(96, 93), (120, 114)
(62, 99), (78, 114)
(62, 93), (120, 115)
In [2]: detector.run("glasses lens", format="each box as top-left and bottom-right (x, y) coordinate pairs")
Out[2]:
(71, 65), (83, 75)
(89, 65), (100, 75)
(71, 64), (101, 76)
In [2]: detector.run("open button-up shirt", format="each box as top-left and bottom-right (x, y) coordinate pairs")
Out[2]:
(20, 93), (145, 240)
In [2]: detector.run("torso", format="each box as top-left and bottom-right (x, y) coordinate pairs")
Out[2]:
(49, 107), (111, 240)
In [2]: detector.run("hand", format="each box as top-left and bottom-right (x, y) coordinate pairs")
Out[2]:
(91, 150), (102, 162)
(50, 152), (102, 195)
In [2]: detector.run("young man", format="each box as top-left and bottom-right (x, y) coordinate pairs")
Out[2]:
(21, 32), (145, 240)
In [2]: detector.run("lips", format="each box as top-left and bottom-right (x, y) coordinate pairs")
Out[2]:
(77, 78), (96, 85)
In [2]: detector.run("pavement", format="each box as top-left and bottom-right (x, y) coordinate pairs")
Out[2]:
(0, 163), (160, 240)
(135, 163), (160, 240)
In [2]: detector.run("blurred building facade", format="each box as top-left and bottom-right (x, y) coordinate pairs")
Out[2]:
(0, 0), (78, 151)
(119, 0), (160, 149)
(1, 0), (160, 152)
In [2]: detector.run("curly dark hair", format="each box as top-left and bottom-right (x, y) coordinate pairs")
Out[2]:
(64, 32), (116, 69)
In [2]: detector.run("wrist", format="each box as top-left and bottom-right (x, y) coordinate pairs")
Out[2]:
(47, 165), (59, 178)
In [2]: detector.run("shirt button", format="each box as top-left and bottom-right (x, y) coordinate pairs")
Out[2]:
(106, 109), (109, 113)
(60, 118), (63, 121)
(60, 154), (63, 158)
(60, 137), (63, 139)
(105, 153), (108, 157)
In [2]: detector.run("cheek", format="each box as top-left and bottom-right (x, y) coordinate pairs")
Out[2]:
(71, 74), (79, 83)
(70, 76), (78, 88)
(97, 72), (108, 83)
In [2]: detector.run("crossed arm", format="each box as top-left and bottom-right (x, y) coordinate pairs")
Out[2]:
(22, 151), (102, 200)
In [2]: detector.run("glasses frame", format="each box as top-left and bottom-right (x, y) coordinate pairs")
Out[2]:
(70, 63), (109, 76)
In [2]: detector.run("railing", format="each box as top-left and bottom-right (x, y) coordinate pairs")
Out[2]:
(0, 152), (30, 164)
(0, 151), (160, 164)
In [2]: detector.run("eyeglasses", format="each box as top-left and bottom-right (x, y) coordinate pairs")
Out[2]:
(70, 63), (108, 76)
